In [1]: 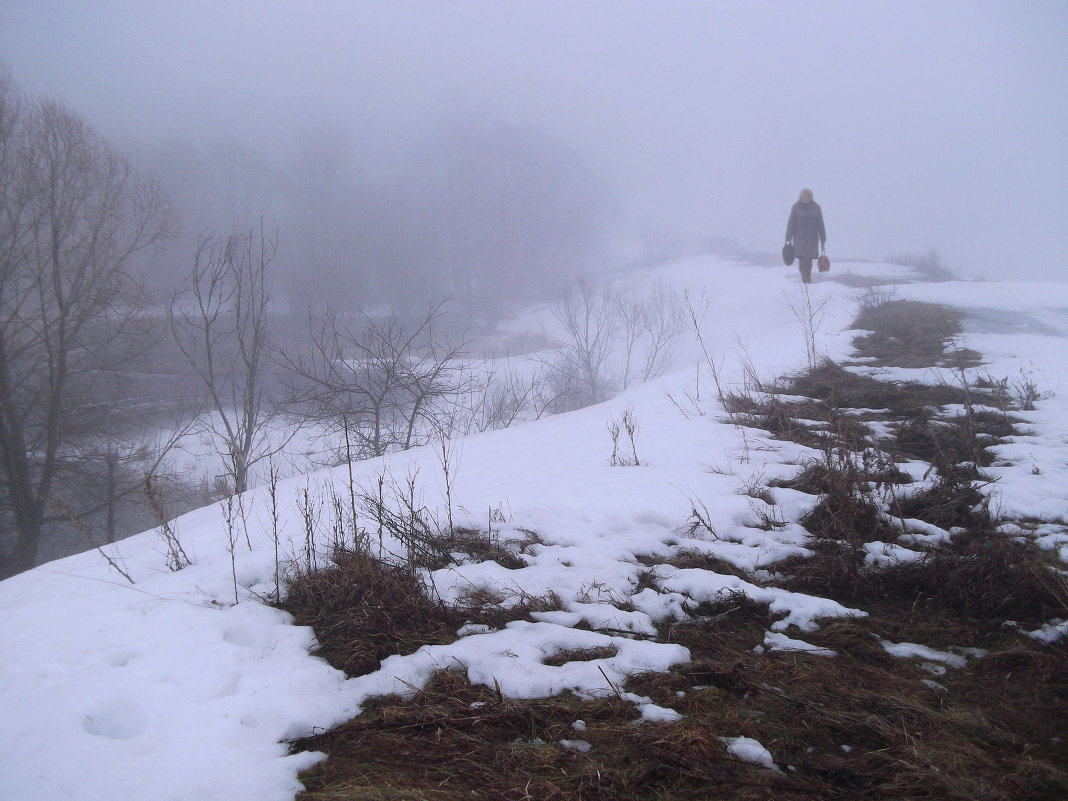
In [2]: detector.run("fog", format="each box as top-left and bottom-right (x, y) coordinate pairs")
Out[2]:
(1, 0), (1065, 281)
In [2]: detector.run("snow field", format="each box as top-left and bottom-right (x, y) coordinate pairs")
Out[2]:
(3, 257), (1067, 800)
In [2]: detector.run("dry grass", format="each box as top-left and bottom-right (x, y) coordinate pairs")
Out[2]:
(293, 600), (1068, 801)
(293, 669), (783, 801)
(724, 391), (876, 452)
(284, 550), (459, 676)
(894, 474), (989, 529)
(287, 522), (1068, 800)
(786, 360), (898, 409)
(640, 551), (754, 583)
(881, 532), (1068, 622)
(893, 412), (996, 470)
(784, 359), (996, 422)
(773, 457), (911, 496)
(438, 527), (528, 570)
(851, 300), (981, 368)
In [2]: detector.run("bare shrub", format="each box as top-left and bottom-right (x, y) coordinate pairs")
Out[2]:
(222, 494), (240, 605)
(615, 281), (684, 390)
(608, 407), (640, 466)
(356, 469), (451, 571)
(283, 550), (457, 676)
(545, 278), (617, 409)
(265, 457), (282, 601)
(170, 226), (292, 496)
(853, 283), (898, 312)
(280, 301), (473, 462)
(785, 285), (830, 369)
(546, 278), (683, 412)
(1010, 365), (1051, 411)
(144, 475), (190, 571)
(682, 497), (719, 540)
(681, 289), (733, 420)
(464, 363), (556, 433)
(296, 485), (322, 574)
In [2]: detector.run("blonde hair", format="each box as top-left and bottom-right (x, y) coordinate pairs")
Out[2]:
(799, 188), (814, 202)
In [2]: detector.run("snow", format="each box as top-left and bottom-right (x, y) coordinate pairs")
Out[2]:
(879, 640), (969, 669)
(2, 256), (1067, 800)
(1020, 619), (1068, 645)
(560, 738), (592, 753)
(759, 631), (837, 657)
(720, 735), (782, 772)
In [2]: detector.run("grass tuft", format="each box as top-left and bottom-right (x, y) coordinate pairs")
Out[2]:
(851, 300), (980, 368)
(283, 550), (457, 676)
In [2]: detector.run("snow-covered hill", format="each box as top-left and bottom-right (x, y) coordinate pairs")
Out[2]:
(2, 256), (1066, 800)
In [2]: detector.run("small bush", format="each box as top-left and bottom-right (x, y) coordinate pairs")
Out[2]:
(440, 527), (527, 570)
(893, 412), (993, 470)
(881, 532), (1068, 623)
(283, 550), (457, 676)
(894, 475), (989, 530)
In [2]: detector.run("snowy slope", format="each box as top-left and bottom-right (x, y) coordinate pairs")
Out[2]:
(2, 256), (1066, 801)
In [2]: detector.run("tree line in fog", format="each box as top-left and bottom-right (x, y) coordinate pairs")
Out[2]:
(0, 66), (636, 577)
(140, 114), (617, 324)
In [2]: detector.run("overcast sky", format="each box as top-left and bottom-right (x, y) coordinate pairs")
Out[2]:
(1, 0), (1065, 280)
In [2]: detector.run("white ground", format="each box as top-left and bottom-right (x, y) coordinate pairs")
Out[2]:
(2, 256), (1066, 800)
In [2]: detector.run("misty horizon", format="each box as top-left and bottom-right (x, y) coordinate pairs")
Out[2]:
(1, 0), (1065, 282)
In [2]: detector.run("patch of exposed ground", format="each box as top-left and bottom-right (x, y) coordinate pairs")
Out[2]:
(851, 299), (982, 368)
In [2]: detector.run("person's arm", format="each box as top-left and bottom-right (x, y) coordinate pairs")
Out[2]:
(785, 206), (796, 243)
(817, 208), (826, 251)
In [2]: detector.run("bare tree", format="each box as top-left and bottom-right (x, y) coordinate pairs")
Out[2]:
(616, 281), (684, 389)
(280, 302), (472, 464)
(545, 278), (618, 409)
(170, 226), (286, 496)
(545, 277), (684, 412)
(0, 71), (173, 577)
(462, 363), (556, 434)
(785, 285), (830, 370)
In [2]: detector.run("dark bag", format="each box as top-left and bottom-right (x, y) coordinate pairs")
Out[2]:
(818, 253), (830, 272)
(782, 243), (795, 265)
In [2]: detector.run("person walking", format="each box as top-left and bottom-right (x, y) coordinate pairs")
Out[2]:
(785, 188), (826, 283)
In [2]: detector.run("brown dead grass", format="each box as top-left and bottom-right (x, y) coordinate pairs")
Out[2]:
(851, 300), (982, 368)
(785, 360), (970, 415)
(640, 551), (754, 582)
(293, 669), (790, 801)
(542, 645), (620, 667)
(893, 412), (997, 469)
(284, 551), (459, 676)
(894, 474), (989, 529)
(293, 600), (1068, 801)
(438, 527), (528, 570)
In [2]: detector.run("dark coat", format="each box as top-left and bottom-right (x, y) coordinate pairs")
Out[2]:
(785, 201), (826, 260)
